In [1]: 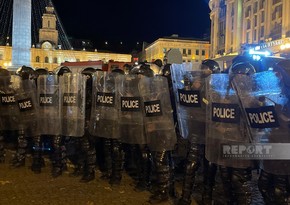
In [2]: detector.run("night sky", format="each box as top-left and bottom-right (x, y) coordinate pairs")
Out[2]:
(52, 0), (211, 52)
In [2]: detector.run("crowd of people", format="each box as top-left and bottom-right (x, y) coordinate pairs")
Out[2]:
(0, 54), (290, 205)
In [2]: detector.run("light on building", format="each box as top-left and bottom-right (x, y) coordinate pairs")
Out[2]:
(280, 43), (290, 50)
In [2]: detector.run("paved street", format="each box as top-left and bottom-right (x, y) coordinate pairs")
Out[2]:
(0, 150), (195, 205)
(0, 147), (265, 205)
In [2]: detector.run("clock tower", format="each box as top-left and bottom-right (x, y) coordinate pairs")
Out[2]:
(39, 3), (58, 48)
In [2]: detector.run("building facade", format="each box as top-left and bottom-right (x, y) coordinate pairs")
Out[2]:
(209, 0), (290, 60)
(0, 4), (131, 71)
(144, 35), (210, 64)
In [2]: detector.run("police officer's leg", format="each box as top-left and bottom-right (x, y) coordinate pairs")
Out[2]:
(149, 150), (171, 203)
(0, 131), (5, 163)
(178, 142), (200, 205)
(110, 139), (124, 185)
(100, 138), (112, 180)
(68, 138), (85, 177)
(124, 143), (138, 178)
(202, 159), (217, 204)
(11, 129), (27, 167)
(220, 166), (234, 205)
(31, 135), (43, 173)
(80, 136), (96, 183)
(135, 144), (152, 191)
(258, 169), (274, 204)
(168, 150), (177, 198)
(231, 167), (252, 205)
(51, 135), (65, 177)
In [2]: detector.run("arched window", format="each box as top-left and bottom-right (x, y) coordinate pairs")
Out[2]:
(36, 56), (40, 62)
(45, 56), (49, 63)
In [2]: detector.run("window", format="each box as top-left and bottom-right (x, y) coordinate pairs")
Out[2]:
(45, 56), (49, 63)
(53, 57), (57, 63)
(202, 50), (205, 56)
(196, 50), (199, 55)
(260, 26), (264, 37)
(0, 53), (3, 60)
(247, 19), (251, 30)
(188, 49), (191, 55)
(36, 56), (40, 62)
(254, 15), (257, 27)
(48, 21), (50, 28)
(183, 49), (186, 55)
(261, 11), (265, 23)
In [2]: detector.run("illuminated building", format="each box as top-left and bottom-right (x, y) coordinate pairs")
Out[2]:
(0, 2), (131, 71)
(144, 34), (210, 64)
(209, 0), (290, 67)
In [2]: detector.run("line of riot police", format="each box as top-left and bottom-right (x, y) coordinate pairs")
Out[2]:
(1, 53), (290, 205)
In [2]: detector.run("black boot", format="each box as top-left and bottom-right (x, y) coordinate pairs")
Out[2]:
(149, 151), (171, 204)
(177, 142), (200, 205)
(110, 139), (123, 186)
(135, 145), (152, 192)
(11, 129), (27, 168)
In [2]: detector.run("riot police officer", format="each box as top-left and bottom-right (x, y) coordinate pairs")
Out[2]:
(89, 68), (124, 185)
(255, 60), (290, 204)
(118, 64), (153, 191)
(11, 66), (39, 168)
(135, 63), (177, 203)
(206, 62), (256, 205)
(0, 68), (19, 163)
(77, 67), (97, 182)
(51, 66), (74, 178)
(173, 60), (220, 205)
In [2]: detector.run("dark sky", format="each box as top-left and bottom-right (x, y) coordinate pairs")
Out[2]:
(52, 0), (211, 52)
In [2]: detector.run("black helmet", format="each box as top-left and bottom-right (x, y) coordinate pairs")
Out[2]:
(229, 62), (256, 75)
(273, 59), (290, 87)
(111, 68), (125, 75)
(16, 66), (36, 80)
(0, 68), (10, 77)
(130, 64), (154, 77)
(35, 68), (49, 76)
(81, 67), (96, 76)
(153, 59), (163, 68)
(201, 59), (220, 74)
(56, 66), (71, 76)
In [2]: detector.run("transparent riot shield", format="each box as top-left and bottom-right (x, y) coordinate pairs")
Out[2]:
(0, 75), (21, 131)
(14, 78), (40, 136)
(139, 75), (177, 152)
(37, 74), (61, 135)
(205, 73), (252, 168)
(115, 74), (146, 144)
(171, 63), (207, 144)
(60, 73), (86, 137)
(232, 71), (290, 175)
(89, 71), (119, 139)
